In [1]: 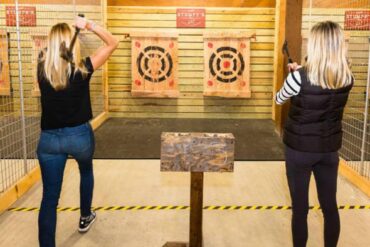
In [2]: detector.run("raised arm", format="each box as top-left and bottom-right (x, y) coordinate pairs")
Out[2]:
(275, 64), (302, 105)
(75, 16), (119, 70)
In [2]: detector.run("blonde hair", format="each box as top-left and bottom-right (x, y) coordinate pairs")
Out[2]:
(43, 23), (87, 90)
(306, 21), (353, 89)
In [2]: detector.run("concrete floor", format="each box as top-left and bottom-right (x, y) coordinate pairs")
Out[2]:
(0, 160), (369, 247)
(93, 119), (285, 160)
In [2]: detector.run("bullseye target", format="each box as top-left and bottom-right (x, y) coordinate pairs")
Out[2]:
(209, 46), (245, 83)
(131, 32), (179, 98)
(204, 32), (255, 98)
(0, 30), (10, 96)
(136, 46), (173, 83)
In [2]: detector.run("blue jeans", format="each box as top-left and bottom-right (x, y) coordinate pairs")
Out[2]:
(37, 122), (95, 247)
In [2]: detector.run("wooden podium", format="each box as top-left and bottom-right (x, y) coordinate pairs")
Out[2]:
(161, 132), (235, 247)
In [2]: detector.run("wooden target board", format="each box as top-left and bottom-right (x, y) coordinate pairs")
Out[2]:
(31, 32), (48, 97)
(204, 31), (255, 98)
(131, 32), (179, 98)
(0, 30), (10, 96)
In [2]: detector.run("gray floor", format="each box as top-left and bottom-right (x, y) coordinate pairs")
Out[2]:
(0, 160), (369, 247)
(94, 119), (285, 160)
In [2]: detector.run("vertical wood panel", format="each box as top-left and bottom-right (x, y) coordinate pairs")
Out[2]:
(273, 0), (303, 134)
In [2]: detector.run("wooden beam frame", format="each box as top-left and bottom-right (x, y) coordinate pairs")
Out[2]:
(102, 0), (110, 113)
(0, 166), (41, 214)
(272, 0), (303, 135)
(90, 111), (109, 130)
(339, 159), (370, 198)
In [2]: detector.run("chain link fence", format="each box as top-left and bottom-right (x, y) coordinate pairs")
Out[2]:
(0, 0), (105, 194)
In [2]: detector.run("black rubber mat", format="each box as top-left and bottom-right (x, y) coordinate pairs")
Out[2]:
(93, 118), (285, 161)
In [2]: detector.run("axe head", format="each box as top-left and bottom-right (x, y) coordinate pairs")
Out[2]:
(59, 41), (73, 63)
(282, 40), (289, 54)
(282, 40), (293, 64)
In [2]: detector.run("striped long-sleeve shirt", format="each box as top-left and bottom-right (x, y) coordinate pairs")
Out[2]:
(275, 71), (302, 105)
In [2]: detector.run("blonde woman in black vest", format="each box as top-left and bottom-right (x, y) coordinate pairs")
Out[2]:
(275, 21), (353, 247)
(37, 16), (118, 247)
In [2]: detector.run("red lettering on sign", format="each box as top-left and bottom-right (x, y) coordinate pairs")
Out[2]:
(345, 11), (370, 30)
(177, 9), (206, 28)
(6, 6), (36, 27)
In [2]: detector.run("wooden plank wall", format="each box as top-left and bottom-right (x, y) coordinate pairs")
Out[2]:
(301, 8), (370, 112)
(107, 7), (276, 119)
(0, 4), (105, 117)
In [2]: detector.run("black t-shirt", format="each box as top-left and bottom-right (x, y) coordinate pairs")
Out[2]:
(37, 57), (94, 130)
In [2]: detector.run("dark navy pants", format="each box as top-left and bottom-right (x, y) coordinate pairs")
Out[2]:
(37, 122), (95, 247)
(285, 145), (340, 247)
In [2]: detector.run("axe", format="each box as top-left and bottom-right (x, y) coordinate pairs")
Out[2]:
(60, 13), (85, 66)
(282, 40), (294, 64)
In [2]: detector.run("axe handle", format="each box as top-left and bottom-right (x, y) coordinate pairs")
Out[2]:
(68, 14), (85, 55)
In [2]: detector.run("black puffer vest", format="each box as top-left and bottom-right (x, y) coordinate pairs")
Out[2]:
(283, 68), (353, 153)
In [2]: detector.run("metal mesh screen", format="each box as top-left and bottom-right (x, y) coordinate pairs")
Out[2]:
(0, 0), (105, 194)
(303, 0), (370, 180)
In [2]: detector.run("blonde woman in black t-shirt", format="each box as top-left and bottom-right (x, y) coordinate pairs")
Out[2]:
(37, 16), (118, 247)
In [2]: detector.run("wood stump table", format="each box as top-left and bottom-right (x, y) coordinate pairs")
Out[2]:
(161, 132), (235, 247)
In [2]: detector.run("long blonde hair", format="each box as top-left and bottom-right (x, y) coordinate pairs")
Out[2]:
(306, 21), (353, 89)
(43, 23), (87, 90)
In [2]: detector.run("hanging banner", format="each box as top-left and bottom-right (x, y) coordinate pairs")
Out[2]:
(0, 30), (10, 96)
(176, 9), (206, 28)
(6, 6), (36, 27)
(130, 32), (179, 98)
(344, 11), (370, 30)
(203, 31), (255, 98)
(31, 33), (48, 97)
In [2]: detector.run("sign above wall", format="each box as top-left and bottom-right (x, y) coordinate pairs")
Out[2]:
(176, 9), (206, 28)
(344, 11), (370, 30)
(6, 6), (36, 27)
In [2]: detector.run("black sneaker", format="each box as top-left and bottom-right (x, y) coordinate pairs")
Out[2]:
(78, 211), (96, 233)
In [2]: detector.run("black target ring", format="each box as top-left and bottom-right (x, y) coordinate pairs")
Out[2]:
(136, 46), (173, 83)
(209, 46), (245, 83)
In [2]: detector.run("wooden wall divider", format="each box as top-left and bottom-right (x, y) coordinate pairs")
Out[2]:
(272, 0), (303, 134)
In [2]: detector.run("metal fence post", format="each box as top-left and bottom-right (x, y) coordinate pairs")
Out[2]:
(15, 0), (29, 174)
